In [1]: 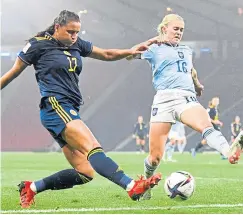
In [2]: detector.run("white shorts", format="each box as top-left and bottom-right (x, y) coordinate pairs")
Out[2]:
(150, 89), (202, 123)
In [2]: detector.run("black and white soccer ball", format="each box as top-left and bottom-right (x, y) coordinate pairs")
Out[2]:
(164, 171), (195, 200)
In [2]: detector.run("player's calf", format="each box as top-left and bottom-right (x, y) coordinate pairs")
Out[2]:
(18, 169), (93, 208)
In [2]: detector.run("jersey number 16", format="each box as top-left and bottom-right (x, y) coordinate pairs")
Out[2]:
(176, 60), (188, 73)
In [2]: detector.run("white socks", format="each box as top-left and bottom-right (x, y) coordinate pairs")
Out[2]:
(202, 127), (230, 157)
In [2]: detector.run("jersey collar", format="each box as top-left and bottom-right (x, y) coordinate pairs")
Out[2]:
(44, 32), (68, 47)
(163, 42), (179, 47)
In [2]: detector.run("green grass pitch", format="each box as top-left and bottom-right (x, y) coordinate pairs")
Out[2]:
(1, 152), (243, 214)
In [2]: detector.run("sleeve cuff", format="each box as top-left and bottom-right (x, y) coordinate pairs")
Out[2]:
(85, 43), (93, 57)
(18, 55), (31, 66)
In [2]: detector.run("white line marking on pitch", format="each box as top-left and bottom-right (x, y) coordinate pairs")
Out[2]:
(196, 177), (243, 182)
(1, 203), (243, 213)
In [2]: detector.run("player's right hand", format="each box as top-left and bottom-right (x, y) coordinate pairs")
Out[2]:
(195, 84), (204, 97)
(219, 121), (223, 127)
(146, 36), (163, 46)
(131, 43), (150, 55)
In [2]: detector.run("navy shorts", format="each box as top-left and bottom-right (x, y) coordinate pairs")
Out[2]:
(136, 134), (146, 140)
(40, 96), (81, 148)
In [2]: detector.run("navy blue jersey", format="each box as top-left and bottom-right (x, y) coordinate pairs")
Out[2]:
(231, 122), (242, 137)
(18, 33), (93, 108)
(208, 106), (219, 121)
(133, 123), (148, 138)
(208, 106), (220, 130)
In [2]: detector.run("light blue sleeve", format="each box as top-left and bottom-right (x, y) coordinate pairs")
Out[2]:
(141, 44), (156, 63)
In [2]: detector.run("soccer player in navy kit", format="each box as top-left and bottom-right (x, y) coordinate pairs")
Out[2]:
(0, 10), (161, 208)
(133, 116), (148, 153)
(231, 116), (242, 143)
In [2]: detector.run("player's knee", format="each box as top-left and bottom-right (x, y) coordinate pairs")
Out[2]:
(82, 140), (101, 155)
(199, 122), (215, 133)
(91, 141), (101, 151)
(190, 119), (212, 133)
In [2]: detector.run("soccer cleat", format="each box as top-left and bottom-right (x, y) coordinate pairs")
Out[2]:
(127, 173), (161, 201)
(228, 131), (243, 164)
(18, 181), (36, 208)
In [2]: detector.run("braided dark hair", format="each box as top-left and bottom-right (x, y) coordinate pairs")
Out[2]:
(33, 10), (80, 38)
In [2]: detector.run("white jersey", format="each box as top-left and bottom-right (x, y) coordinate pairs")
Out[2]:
(169, 121), (186, 140)
(141, 43), (195, 93)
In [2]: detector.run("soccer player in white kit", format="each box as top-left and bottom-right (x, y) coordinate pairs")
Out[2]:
(164, 121), (186, 161)
(128, 13), (243, 200)
(170, 121), (187, 154)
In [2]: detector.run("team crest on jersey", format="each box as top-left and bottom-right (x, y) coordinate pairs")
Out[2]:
(63, 51), (72, 56)
(178, 51), (184, 59)
(152, 108), (158, 116)
(70, 109), (78, 116)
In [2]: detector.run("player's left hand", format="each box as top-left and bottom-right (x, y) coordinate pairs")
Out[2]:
(195, 84), (204, 96)
(127, 43), (150, 60)
(129, 37), (163, 58)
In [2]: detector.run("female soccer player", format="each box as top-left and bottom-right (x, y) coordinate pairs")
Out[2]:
(165, 121), (186, 162)
(0, 10), (161, 208)
(133, 116), (148, 153)
(127, 13), (243, 200)
(231, 116), (242, 144)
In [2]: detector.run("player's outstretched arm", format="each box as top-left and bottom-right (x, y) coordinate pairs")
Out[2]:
(88, 43), (150, 61)
(191, 67), (204, 96)
(126, 36), (160, 60)
(0, 58), (28, 89)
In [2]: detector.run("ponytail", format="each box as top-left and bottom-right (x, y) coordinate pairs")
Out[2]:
(35, 24), (55, 38)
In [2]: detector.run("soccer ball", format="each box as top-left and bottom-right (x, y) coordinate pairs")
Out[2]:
(164, 171), (195, 200)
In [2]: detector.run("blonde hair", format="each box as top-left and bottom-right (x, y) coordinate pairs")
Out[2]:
(157, 14), (184, 42)
(212, 96), (219, 101)
(211, 97), (219, 106)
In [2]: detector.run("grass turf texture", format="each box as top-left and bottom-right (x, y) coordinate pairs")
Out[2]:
(1, 152), (243, 214)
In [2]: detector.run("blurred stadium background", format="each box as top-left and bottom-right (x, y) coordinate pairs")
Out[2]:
(1, 0), (243, 152)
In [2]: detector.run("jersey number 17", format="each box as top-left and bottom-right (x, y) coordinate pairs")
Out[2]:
(67, 57), (77, 72)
